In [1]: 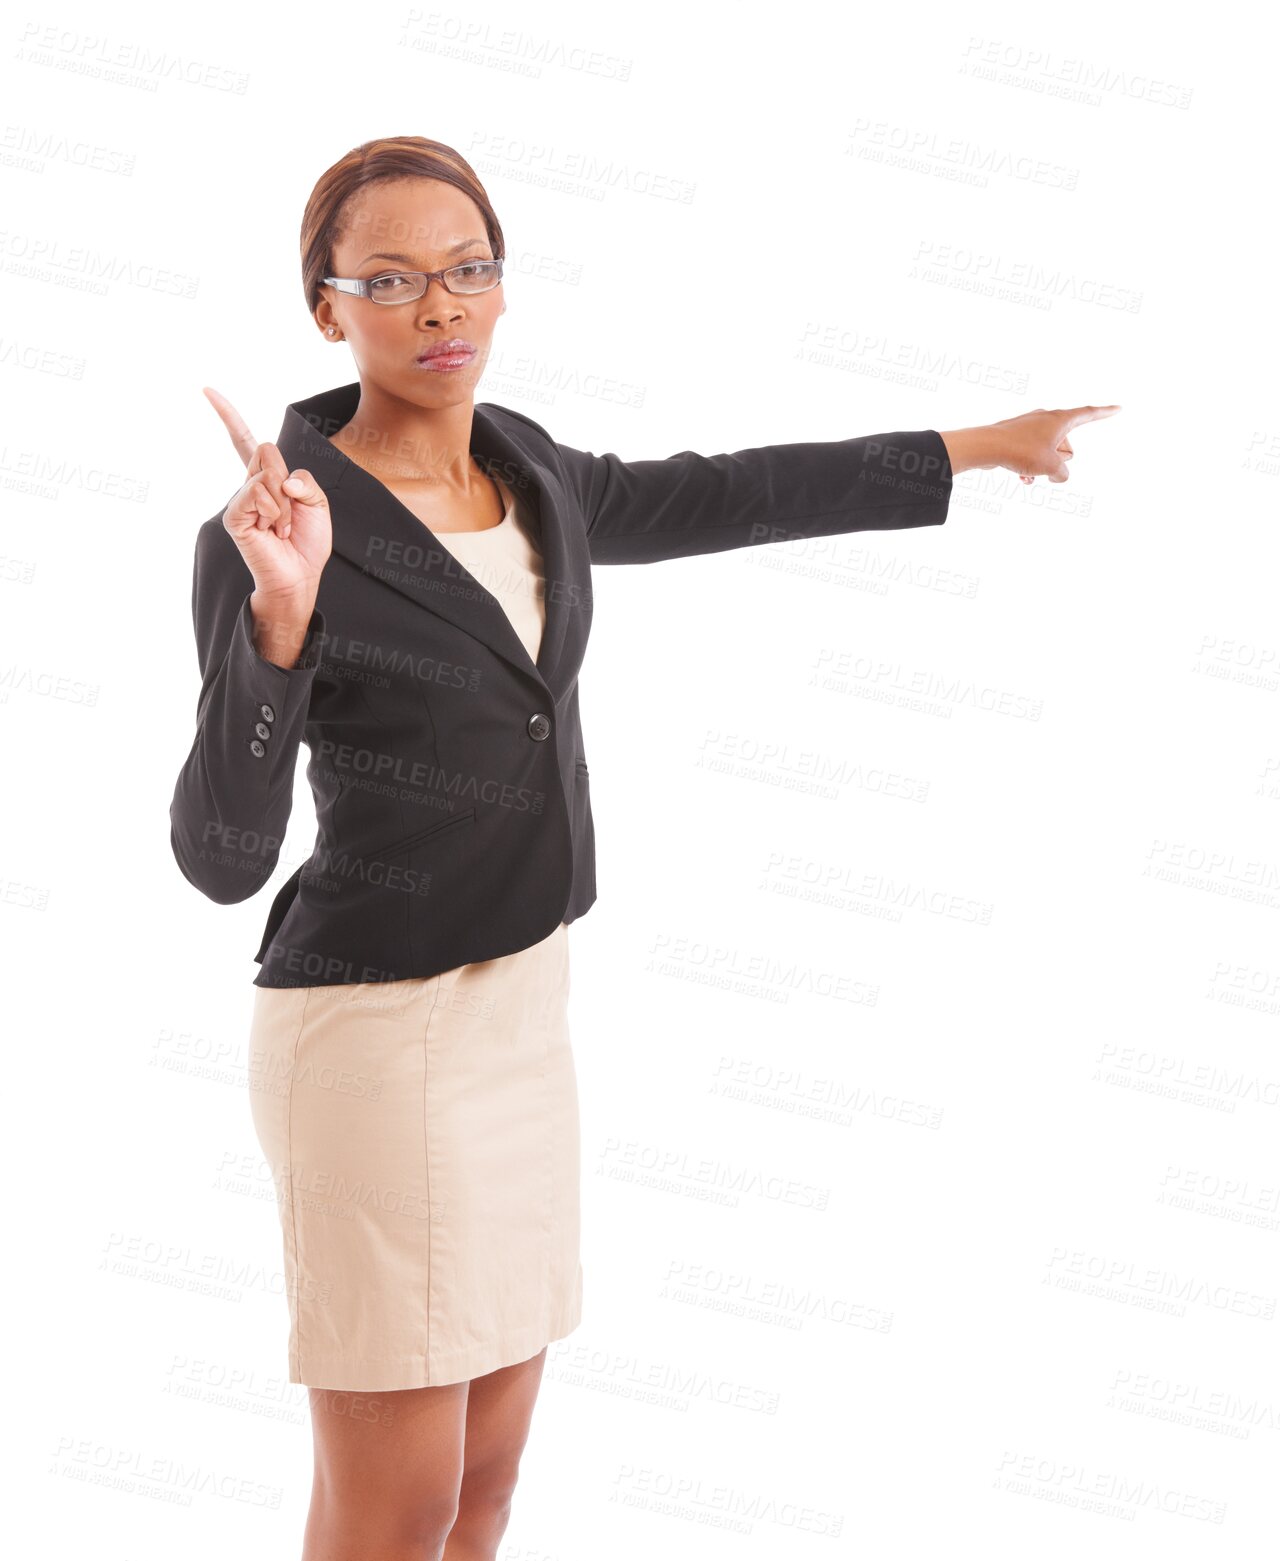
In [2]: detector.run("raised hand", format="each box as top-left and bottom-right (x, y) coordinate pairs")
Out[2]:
(203, 385), (333, 603)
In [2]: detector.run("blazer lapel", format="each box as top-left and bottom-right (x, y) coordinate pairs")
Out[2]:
(274, 381), (569, 688)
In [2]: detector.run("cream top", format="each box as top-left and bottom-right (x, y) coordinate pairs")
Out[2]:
(432, 479), (546, 664)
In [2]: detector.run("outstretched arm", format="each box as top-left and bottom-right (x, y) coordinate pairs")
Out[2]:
(537, 403), (1119, 566)
(550, 426), (953, 567)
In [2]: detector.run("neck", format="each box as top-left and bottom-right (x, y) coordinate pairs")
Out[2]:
(334, 384), (480, 491)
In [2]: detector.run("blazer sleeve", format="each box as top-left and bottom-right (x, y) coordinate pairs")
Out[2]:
(169, 515), (326, 905)
(546, 425), (953, 566)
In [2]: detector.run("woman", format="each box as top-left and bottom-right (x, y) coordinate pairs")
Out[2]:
(171, 135), (1118, 1560)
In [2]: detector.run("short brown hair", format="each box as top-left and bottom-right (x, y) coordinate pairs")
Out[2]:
(300, 136), (505, 316)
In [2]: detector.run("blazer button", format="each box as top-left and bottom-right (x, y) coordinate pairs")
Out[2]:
(259, 703), (276, 723)
(527, 712), (551, 741)
(255, 721), (272, 740)
(250, 739), (266, 758)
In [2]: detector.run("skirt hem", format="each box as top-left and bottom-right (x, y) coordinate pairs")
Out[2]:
(289, 1283), (583, 1391)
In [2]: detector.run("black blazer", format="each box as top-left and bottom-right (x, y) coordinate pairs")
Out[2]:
(170, 381), (953, 987)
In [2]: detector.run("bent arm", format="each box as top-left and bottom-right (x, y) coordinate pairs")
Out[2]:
(549, 426), (952, 566)
(169, 516), (325, 904)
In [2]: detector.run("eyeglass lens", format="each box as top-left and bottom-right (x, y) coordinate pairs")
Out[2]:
(369, 262), (501, 302)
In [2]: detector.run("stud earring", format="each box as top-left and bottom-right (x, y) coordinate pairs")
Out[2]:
(326, 325), (339, 338)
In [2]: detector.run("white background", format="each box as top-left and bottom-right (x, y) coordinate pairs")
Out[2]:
(4, 0), (1277, 1554)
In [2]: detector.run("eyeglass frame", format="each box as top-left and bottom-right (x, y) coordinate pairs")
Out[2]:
(322, 258), (504, 302)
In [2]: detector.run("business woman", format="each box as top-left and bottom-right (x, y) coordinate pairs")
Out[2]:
(173, 134), (1118, 1561)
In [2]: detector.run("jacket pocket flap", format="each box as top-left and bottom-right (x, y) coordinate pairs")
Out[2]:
(367, 807), (476, 859)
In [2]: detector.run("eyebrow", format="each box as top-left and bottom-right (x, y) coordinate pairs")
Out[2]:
(358, 240), (490, 266)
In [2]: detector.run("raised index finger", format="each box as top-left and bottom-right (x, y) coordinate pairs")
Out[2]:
(202, 385), (258, 468)
(1061, 404), (1123, 431)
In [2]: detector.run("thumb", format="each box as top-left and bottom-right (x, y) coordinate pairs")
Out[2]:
(281, 468), (323, 503)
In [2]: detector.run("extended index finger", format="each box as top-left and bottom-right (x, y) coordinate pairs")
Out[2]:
(202, 385), (258, 468)
(1060, 404), (1123, 431)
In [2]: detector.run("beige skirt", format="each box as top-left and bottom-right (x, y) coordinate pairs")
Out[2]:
(246, 921), (582, 1390)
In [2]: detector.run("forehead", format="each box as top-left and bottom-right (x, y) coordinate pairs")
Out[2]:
(334, 179), (488, 263)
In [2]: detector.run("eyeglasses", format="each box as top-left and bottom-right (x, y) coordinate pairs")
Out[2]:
(322, 259), (504, 304)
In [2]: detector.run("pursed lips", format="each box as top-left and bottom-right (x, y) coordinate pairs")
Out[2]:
(418, 339), (475, 361)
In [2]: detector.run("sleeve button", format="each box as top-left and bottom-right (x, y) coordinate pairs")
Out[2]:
(250, 739), (266, 758)
(255, 722), (272, 740)
(259, 703), (276, 722)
